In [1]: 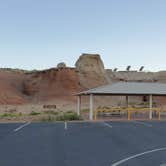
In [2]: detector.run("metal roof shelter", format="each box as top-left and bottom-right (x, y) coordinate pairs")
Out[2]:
(76, 82), (166, 120)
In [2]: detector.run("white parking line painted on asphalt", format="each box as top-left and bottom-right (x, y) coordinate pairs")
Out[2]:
(103, 122), (112, 128)
(160, 163), (166, 166)
(64, 121), (67, 130)
(14, 122), (31, 132)
(131, 121), (152, 127)
(111, 147), (166, 166)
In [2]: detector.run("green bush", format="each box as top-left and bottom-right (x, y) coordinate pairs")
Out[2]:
(29, 111), (41, 116)
(0, 113), (11, 118)
(56, 112), (80, 121)
(0, 112), (22, 118)
(37, 111), (81, 122)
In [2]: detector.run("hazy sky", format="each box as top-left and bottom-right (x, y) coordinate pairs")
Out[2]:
(0, 0), (165, 71)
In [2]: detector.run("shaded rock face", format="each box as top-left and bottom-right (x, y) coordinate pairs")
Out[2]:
(23, 76), (39, 96)
(23, 68), (82, 102)
(0, 71), (26, 104)
(75, 54), (105, 75)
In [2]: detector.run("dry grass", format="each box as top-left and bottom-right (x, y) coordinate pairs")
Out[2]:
(0, 110), (81, 122)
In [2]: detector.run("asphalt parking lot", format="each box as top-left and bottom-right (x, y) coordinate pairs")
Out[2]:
(0, 121), (166, 166)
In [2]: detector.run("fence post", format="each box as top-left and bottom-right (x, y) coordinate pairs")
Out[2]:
(128, 110), (131, 120)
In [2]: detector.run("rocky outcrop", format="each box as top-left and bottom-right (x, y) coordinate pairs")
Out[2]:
(23, 68), (82, 102)
(75, 53), (105, 75)
(155, 71), (166, 83)
(75, 54), (108, 88)
(106, 70), (155, 82)
(57, 62), (66, 68)
(1, 54), (166, 106)
(0, 71), (26, 104)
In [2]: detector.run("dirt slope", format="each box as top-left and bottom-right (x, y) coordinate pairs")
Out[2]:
(0, 71), (26, 104)
(23, 68), (83, 103)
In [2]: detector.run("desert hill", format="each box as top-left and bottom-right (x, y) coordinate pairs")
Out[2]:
(1, 54), (166, 109)
(0, 71), (26, 104)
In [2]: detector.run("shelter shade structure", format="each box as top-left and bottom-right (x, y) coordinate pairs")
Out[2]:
(76, 82), (166, 120)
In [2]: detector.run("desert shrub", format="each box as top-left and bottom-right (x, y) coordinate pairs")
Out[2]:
(18, 112), (22, 116)
(44, 110), (58, 115)
(0, 112), (22, 118)
(56, 112), (80, 121)
(0, 113), (10, 118)
(40, 115), (56, 122)
(37, 112), (81, 122)
(29, 111), (41, 116)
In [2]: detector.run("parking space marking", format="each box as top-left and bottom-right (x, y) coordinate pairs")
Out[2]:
(103, 122), (112, 128)
(14, 122), (31, 132)
(131, 121), (152, 127)
(160, 164), (166, 166)
(64, 121), (67, 130)
(111, 147), (166, 166)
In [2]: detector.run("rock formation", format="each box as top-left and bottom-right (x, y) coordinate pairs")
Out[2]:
(75, 54), (108, 88)
(1, 54), (166, 107)
(0, 71), (26, 104)
(23, 67), (82, 103)
(75, 53), (105, 75)
(57, 62), (66, 68)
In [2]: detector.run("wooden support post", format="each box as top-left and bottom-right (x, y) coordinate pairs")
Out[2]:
(158, 111), (161, 120)
(126, 96), (129, 107)
(128, 110), (131, 120)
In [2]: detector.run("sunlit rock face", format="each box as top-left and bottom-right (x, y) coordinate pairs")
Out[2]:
(75, 53), (105, 75)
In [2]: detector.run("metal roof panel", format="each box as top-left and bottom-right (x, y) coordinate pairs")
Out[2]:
(77, 82), (166, 96)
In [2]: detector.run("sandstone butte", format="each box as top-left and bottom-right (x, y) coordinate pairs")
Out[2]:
(0, 53), (166, 111)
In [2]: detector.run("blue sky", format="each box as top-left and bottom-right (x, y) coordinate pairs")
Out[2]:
(0, 0), (165, 71)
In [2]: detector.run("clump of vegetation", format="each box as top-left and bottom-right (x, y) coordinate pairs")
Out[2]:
(29, 111), (41, 116)
(56, 112), (80, 121)
(40, 115), (56, 122)
(0, 109), (82, 122)
(39, 112), (81, 122)
(43, 110), (58, 115)
(0, 112), (22, 118)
